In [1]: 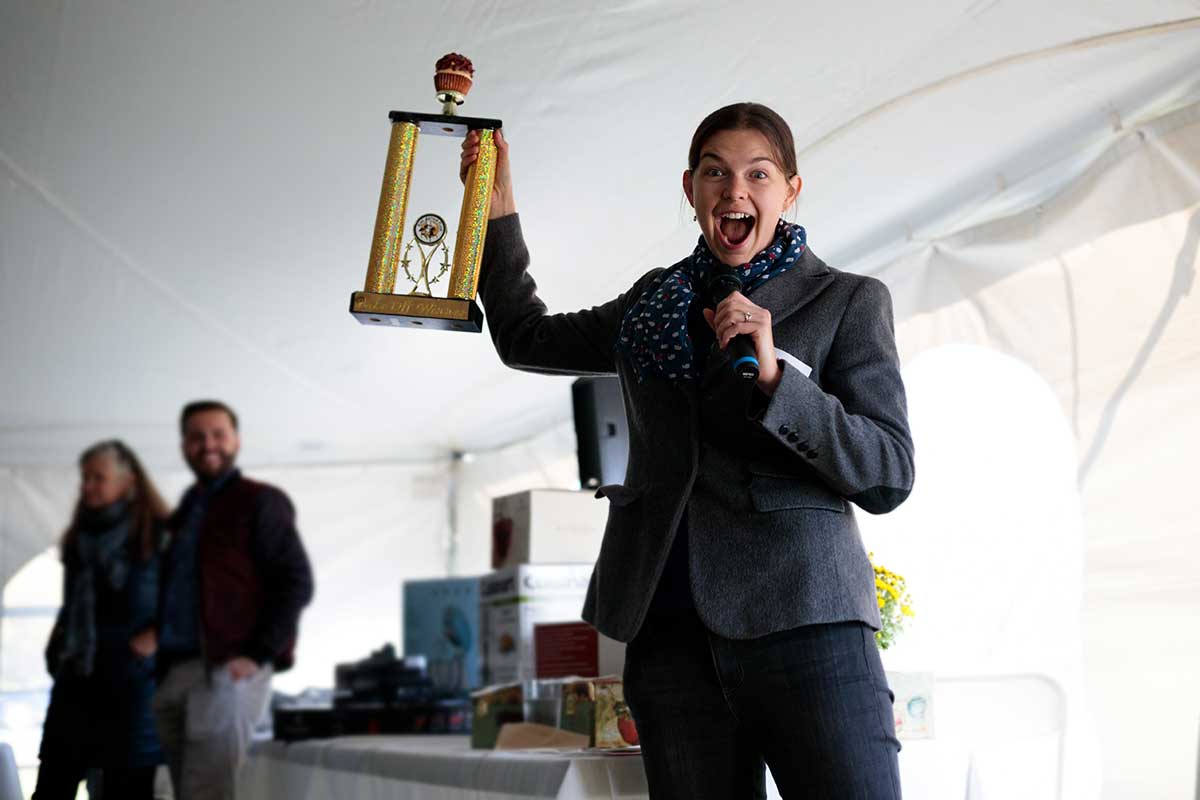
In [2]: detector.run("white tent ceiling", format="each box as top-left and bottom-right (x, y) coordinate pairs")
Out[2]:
(2, 0), (1198, 469)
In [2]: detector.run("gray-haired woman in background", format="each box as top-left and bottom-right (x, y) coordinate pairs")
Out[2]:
(34, 440), (166, 800)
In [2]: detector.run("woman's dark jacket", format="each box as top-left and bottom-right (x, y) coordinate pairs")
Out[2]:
(478, 215), (915, 643)
(157, 471), (314, 675)
(39, 510), (163, 768)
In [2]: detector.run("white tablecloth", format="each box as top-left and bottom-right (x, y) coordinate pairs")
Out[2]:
(238, 736), (648, 800)
(238, 735), (971, 800)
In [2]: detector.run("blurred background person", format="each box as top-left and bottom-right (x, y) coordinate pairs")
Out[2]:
(33, 440), (167, 800)
(153, 400), (314, 800)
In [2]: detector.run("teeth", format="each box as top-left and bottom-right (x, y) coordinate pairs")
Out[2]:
(721, 212), (752, 220)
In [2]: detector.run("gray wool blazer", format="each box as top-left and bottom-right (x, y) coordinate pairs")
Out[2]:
(478, 215), (914, 643)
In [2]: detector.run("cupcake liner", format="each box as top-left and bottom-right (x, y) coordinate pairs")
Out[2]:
(435, 70), (474, 97)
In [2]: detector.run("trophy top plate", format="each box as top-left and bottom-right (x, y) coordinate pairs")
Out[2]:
(389, 111), (503, 138)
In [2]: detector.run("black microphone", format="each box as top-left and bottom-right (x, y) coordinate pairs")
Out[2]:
(706, 266), (759, 382)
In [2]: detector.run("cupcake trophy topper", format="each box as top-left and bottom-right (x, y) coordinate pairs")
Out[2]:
(435, 53), (475, 115)
(350, 53), (502, 333)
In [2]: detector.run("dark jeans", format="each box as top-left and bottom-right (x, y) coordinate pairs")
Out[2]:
(32, 761), (156, 800)
(624, 612), (901, 800)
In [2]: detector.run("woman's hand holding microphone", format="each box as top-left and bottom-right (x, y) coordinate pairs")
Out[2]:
(703, 294), (782, 395)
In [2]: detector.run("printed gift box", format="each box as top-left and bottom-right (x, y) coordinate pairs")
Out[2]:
(469, 682), (524, 749)
(402, 576), (482, 692)
(559, 676), (639, 749)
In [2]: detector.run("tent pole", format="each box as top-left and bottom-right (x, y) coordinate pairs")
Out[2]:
(447, 451), (464, 575)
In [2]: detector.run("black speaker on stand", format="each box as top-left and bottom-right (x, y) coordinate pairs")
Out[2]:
(571, 377), (628, 488)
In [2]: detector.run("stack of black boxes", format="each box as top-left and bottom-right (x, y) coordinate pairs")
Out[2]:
(273, 644), (470, 741)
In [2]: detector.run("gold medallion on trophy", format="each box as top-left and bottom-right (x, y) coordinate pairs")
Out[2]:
(350, 53), (500, 332)
(402, 213), (451, 297)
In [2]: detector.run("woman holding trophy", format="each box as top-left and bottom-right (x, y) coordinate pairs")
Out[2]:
(462, 103), (914, 799)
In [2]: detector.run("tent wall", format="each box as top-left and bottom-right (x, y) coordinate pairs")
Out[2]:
(871, 101), (1200, 800)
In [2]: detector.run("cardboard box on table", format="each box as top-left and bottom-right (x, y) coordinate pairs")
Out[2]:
(480, 563), (593, 687)
(533, 620), (627, 680)
(491, 489), (609, 569)
(402, 576), (482, 693)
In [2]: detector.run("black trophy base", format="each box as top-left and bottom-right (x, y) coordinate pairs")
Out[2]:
(349, 291), (484, 333)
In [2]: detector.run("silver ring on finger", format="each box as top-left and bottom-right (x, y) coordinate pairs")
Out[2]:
(743, 311), (752, 323)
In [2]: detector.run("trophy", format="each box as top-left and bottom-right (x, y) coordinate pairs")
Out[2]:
(350, 53), (501, 332)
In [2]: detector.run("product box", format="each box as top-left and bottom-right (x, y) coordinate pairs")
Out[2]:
(533, 620), (627, 680)
(470, 682), (524, 749)
(887, 671), (935, 739)
(560, 676), (639, 749)
(491, 489), (610, 569)
(480, 563), (593, 686)
(402, 576), (482, 693)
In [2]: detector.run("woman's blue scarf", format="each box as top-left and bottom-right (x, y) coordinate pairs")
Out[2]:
(56, 501), (133, 678)
(616, 220), (807, 381)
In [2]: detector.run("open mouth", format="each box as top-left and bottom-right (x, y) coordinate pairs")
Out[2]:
(716, 211), (756, 251)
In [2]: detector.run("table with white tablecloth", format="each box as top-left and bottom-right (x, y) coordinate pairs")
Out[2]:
(237, 734), (973, 800)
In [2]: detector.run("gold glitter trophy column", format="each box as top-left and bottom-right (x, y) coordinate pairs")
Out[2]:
(350, 53), (500, 332)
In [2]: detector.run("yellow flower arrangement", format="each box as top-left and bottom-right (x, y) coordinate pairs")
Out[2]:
(870, 552), (914, 650)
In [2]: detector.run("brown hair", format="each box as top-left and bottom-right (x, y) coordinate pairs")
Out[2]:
(61, 440), (168, 563)
(687, 102), (799, 178)
(180, 399), (239, 435)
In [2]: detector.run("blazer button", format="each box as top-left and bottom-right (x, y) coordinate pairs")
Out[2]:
(786, 433), (799, 443)
(806, 450), (819, 459)
(778, 424), (790, 435)
(798, 441), (810, 449)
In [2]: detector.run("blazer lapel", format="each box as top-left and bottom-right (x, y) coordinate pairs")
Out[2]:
(747, 247), (834, 325)
(700, 247), (834, 387)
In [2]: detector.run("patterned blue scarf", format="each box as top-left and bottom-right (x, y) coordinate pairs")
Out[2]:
(616, 221), (807, 381)
(57, 501), (132, 678)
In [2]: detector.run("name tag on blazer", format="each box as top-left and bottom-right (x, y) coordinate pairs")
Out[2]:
(774, 347), (813, 378)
